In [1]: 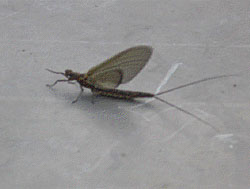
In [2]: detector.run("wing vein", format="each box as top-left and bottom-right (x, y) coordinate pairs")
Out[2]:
(86, 46), (153, 88)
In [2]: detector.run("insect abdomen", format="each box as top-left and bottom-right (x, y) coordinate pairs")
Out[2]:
(92, 88), (154, 99)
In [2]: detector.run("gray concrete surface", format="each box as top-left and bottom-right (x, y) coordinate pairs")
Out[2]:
(1, 0), (250, 188)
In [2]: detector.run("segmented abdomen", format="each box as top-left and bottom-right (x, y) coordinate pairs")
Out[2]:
(92, 88), (154, 99)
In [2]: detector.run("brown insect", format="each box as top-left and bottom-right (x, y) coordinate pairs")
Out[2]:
(46, 45), (235, 128)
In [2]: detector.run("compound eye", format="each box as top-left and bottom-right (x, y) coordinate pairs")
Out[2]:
(65, 69), (73, 77)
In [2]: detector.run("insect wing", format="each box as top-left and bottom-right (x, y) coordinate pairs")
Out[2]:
(87, 69), (123, 89)
(87, 46), (153, 88)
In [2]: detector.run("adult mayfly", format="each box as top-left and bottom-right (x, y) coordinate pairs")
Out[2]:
(46, 45), (235, 127)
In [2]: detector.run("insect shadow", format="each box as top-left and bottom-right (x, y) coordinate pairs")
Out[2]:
(67, 92), (156, 137)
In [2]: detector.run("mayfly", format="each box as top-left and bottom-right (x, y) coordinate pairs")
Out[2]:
(46, 45), (235, 128)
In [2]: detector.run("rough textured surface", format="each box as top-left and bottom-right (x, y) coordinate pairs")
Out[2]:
(1, 0), (250, 188)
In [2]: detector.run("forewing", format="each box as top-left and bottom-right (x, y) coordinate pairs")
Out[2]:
(87, 46), (153, 85)
(87, 69), (123, 89)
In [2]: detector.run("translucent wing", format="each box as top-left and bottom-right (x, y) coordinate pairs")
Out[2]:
(87, 69), (123, 89)
(86, 46), (153, 88)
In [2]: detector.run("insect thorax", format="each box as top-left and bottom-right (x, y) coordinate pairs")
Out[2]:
(76, 74), (94, 89)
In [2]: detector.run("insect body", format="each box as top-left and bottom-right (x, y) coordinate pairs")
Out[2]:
(47, 46), (154, 101)
(46, 46), (235, 128)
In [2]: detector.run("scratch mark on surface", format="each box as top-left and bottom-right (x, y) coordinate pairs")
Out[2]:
(215, 134), (236, 143)
(155, 63), (183, 94)
(215, 134), (237, 147)
(119, 107), (152, 122)
(131, 63), (182, 108)
(215, 133), (233, 139)
(163, 120), (193, 142)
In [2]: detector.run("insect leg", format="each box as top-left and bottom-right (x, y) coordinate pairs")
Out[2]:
(46, 68), (65, 76)
(72, 86), (84, 104)
(46, 79), (69, 88)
